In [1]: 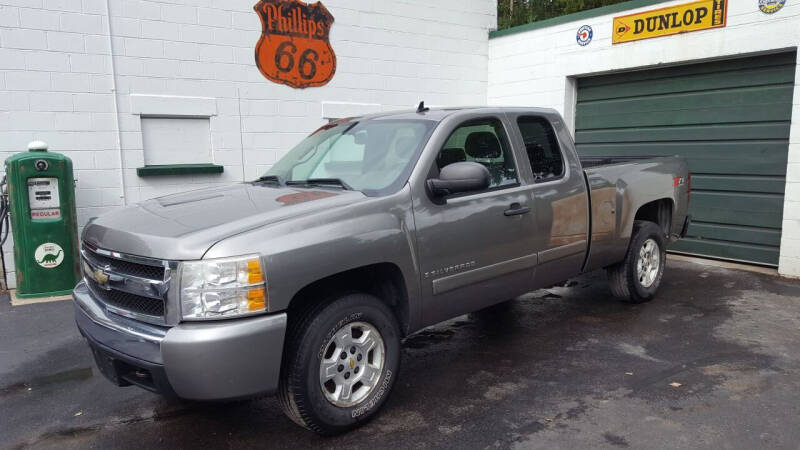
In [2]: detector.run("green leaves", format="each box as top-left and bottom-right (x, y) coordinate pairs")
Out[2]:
(497, 0), (631, 30)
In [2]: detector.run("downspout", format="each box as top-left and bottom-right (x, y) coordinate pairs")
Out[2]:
(105, 0), (127, 206)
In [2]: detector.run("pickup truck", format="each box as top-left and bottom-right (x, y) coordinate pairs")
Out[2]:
(74, 107), (690, 434)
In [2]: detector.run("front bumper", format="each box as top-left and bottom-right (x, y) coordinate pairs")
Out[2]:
(73, 281), (287, 400)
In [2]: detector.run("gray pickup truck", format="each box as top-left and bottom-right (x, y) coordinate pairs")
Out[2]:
(74, 107), (690, 434)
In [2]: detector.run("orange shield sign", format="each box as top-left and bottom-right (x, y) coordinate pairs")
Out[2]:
(254, 0), (336, 89)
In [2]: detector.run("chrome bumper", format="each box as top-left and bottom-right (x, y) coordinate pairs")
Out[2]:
(73, 281), (287, 400)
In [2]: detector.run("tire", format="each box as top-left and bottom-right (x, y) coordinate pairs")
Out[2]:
(607, 220), (666, 303)
(278, 293), (401, 435)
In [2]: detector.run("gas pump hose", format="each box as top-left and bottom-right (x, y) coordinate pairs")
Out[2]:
(0, 175), (10, 289)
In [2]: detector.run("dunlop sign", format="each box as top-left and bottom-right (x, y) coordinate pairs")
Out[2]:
(613, 0), (727, 44)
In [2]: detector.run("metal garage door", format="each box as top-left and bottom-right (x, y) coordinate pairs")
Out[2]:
(575, 51), (796, 266)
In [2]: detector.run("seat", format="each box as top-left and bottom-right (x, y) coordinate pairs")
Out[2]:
(526, 143), (559, 181)
(464, 131), (511, 185)
(464, 132), (501, 159)
(393, 136), (417, 160)
(437, 147), (466, 169)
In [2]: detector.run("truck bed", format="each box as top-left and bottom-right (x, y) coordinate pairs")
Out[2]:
(580, 155), (690, 272)
(578, 155), (655, 168)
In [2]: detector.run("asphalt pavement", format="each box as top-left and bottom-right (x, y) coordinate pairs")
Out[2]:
(2, 258), (800, 449)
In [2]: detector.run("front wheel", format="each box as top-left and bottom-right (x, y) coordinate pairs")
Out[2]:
(607, 220), (666, 303)
(278, 293), (401, 435)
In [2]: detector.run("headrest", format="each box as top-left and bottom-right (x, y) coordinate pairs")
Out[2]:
(394, 136), (417, 158)
(437, 147), (466, 168)
(464, 131), (501, 159)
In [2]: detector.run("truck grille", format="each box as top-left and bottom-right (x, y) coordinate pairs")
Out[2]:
(81, 245), (171, 323)
(86, 278), (165, 317)
(86, 251), (165, 280)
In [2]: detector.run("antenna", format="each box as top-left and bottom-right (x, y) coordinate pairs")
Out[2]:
(416, 101), (429, 113)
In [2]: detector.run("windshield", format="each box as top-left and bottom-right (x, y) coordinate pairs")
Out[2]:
(264, 119), (434, 195)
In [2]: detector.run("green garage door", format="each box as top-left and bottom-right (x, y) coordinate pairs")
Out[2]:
(575, 52), (796, 266)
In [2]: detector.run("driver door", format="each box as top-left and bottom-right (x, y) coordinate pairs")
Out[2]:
(412, 116), (540, 326)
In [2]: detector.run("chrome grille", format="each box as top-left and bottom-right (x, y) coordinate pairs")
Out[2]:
(81, 244), (172, 324)
(85, 251), (165, 280)
(86, 277), (165, 317)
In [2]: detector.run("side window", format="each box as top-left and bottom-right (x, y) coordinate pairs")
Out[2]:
(437, 118), (518, 189)
(517, 116), (564, 182)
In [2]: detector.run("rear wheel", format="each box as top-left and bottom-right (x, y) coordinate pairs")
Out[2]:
(278, 293), (401, 435)
(607, 220), (666, 303)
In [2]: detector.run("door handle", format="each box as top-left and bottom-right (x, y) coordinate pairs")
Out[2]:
(504, 202), (530, 216)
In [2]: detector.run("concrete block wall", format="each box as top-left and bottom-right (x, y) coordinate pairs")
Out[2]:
(487, 0), (800, 278)
(0, 0), (119, 289)
(107, 0), (495, 207)
(0, 0), (497, 288)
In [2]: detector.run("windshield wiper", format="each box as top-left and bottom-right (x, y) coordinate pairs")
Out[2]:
(253, 175), (283, 185)
(286, 178), (353, 190)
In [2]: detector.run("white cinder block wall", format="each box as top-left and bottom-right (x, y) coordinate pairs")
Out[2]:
(0, 0), (497, 288)
(488, 0), (800, 278)
(0, 0), (120, 289)
(4, 0), (800, 285)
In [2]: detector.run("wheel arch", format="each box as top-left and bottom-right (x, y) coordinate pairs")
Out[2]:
(634, 198), (674, 236)
(284, 263), (411, 336)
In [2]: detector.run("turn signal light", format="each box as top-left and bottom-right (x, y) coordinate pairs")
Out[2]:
(247, 260), (264, 284)
(248, 287), (267, 311)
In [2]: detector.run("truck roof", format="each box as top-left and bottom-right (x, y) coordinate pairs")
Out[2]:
(351, 106), (560, 123)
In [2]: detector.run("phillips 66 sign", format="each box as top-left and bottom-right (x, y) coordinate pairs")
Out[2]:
(254, 0), (337, 88)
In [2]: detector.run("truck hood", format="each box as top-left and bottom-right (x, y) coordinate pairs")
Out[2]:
(82, 183), (366, 260)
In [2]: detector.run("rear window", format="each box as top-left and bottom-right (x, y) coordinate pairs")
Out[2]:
(517, 116), (564, 182)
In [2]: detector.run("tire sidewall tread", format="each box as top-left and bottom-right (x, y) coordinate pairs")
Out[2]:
(608, 220), (666, 303)
(278, 293), (400, 435)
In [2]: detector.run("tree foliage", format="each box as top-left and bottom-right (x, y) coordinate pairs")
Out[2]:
(498, 0), (631, 30)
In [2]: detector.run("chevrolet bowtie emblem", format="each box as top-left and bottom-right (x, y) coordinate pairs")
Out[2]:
(93, 268), (110, 285)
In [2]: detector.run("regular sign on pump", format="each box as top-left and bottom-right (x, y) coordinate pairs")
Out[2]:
(612, 0), (727, 44)
(27, 177), (61, 220)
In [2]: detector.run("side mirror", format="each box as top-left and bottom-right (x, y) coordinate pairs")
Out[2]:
(427, 162), (490, 197)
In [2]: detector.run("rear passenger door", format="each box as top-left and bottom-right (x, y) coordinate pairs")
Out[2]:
(413, 116), (540, 326)
(510, 114), (589, 288)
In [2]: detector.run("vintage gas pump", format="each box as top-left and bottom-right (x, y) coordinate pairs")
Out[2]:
(4, 141), (79, 298)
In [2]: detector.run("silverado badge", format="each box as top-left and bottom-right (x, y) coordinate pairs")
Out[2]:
(254, 0), (336, 89)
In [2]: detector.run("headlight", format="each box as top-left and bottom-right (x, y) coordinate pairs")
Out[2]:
(179, 254), (267, 320)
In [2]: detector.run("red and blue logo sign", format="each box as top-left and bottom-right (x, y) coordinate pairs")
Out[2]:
(577, 25), (593, 46)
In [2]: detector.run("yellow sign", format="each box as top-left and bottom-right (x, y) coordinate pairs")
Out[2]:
(612, 0), (727, 44)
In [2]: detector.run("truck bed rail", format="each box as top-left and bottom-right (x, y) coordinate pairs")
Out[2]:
(578, 155), (655, 168)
